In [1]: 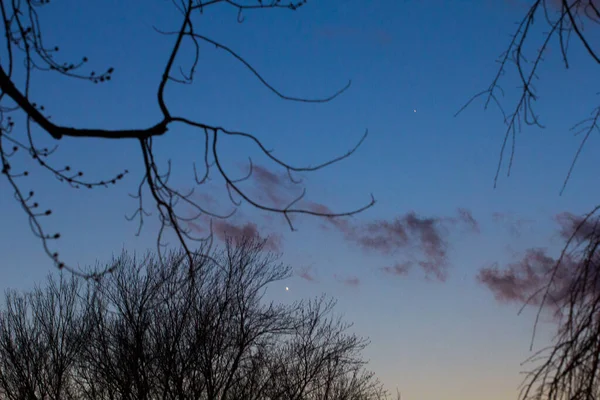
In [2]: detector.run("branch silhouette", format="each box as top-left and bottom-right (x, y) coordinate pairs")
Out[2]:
(459, 2), (600, 399)
(0, 0), (375, 277)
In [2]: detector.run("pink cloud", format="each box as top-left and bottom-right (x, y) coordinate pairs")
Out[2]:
(187, 220), (208, 234)
(249, 164), (301, 208)
(210, 219), (283, 252)
(190, 200), (477, 283)
(305, 201), (353, 233)
(296, 266), (317, 283)
(302, 204), (472, 282)
(478, 248), (569, 305)
(213, 219), (257, 238)
(555, 211), (599, 241)
(457, 208), (480, 233)
(308, 207), (478, 281)
(381, 262), (412, 277)
(334, 274), (360, 287)
(253, 164), (283, 189)
(479, 210), (600, 313)
(359, 218), (411, 254)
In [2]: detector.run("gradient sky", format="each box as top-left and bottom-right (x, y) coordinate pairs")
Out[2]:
(1, 1), (599, 399)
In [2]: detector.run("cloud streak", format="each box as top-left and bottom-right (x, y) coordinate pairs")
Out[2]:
(214, 220), (283, 252)
(478, 248), (572, 305)
(247, 164), (302, 208)
(381, 262), (412, 277)
(188, 187), (479, 283)
(479, 211), (600, 312)
(307, 206), (479, 281)
(334, 274), (360, 287)
(555, 211), (600, 242)
(457, 208), (480, 233)
(188, 217), (283, 252)
(296, 266), (317, 283)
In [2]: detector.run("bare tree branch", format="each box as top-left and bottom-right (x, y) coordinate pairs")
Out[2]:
(0, 238), (393, 400)
(461, 2), (600, 399)
(0, 0), (375, 277)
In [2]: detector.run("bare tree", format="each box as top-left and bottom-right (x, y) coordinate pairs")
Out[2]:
(259, 296), (381, 400)
(458, 0), (599, 189)
(0, 0), (375, 277)
(0, 236), (390, 400)
(459, 1), (600, 399)
(516, 214), (600, 400)
(0, 274), (92, 400)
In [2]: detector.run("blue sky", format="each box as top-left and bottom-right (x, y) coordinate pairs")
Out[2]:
(0, 0), (599, 399)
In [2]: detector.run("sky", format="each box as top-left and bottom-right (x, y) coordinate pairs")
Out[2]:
(0, 0), (599, 399)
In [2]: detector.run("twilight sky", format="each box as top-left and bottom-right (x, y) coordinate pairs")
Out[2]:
(1, 1), (599, 399)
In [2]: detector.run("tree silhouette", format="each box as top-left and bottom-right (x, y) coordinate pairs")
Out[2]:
(459, 0), (599, 189)
(0, 236), (390, 400)
(0, 0), (375, 277)
(459, 1), (600, 399)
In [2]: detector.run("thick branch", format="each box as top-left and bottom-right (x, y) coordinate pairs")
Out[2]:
(0, 65), (168, 140)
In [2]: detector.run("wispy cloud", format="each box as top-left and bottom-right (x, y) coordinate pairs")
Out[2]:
(307, 206), (479, 281)
(334, 274), (360, 287)
(305, 202), (353, 233)
(381, 262), (412, 277)
(478, 211), (600, 311)
(252, 165), (286, 206)
(478, 248), (570, 305)
(248, 164), (301, 208)
(457, 208), (480, 233)
(555, 211), (599, 241)
(189, 191), (477, 282)
(189, 218), (283, 252)
(296, 266), (317, 283)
